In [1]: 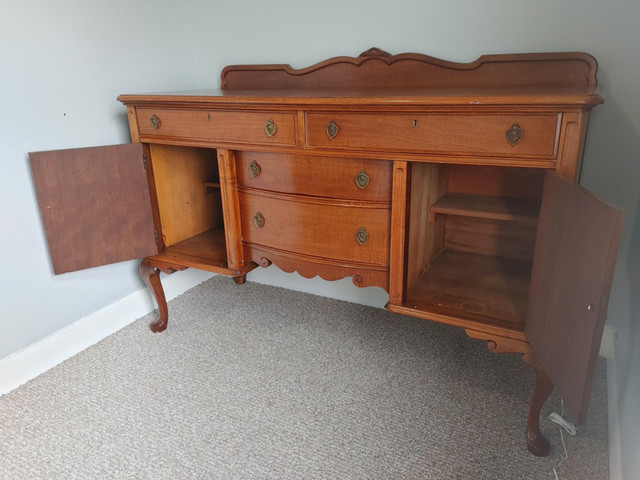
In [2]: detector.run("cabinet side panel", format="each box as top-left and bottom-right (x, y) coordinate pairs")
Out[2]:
(555, 112), (588, 181)
(405, 163), (447, 288)
(150, 145), (221, 246)
(29, 144), (157, 274)
(126, 106), (140, 143)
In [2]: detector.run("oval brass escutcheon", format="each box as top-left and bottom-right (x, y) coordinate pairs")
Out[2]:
(355, 227), (369, 245)
(150, 114), (161, 130)
(506, 123), (524, 146)
(326, 120), (339, 139)
(254, 211), (265, 229)
(355, 170), (369, 189)
(264, 119), (277, 137)
(249, 160), (261, 178)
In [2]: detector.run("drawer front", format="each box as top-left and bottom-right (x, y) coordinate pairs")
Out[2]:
(239, 192), (390, 266)
(236, 152), (392, 202)
(137, 108), (297, 146)
(306, 113), (559, 158)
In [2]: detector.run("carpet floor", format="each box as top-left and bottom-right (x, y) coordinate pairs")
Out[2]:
(0, 276), (609, 479)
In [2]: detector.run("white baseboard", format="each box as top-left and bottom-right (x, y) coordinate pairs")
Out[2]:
(599, 323), (615, 359)
(0, 269), (215, 397)
(604, 326), (622, 480)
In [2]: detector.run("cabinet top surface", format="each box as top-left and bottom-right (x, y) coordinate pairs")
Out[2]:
(118, 49), (603, 109)
(118, 86), (602, 107)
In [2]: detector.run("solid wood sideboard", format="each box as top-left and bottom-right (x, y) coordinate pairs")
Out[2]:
(29, 48), (622, 456)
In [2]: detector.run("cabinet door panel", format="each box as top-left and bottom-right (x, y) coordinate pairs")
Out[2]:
(526, 172), (622, 423)
(30, 144), (158, 274)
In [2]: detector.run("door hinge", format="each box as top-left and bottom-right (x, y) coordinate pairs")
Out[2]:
(154, 230), (159, 243)
(143, 154), (148, 169)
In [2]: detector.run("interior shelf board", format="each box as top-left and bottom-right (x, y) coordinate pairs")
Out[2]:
(203, 181), (221, 194)
(404, 249), (532, 331)
(430, 193), (541, 224)
(161, 227), (228, 268)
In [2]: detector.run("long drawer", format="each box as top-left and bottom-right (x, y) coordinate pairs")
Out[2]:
(236, 152), (392, 202)
(239, 191), (390, 266)
(306, 113), (560, 158)
(136, 108), (297, 146)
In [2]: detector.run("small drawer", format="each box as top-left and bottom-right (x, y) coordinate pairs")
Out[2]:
(306, 113), (560, 158)
(236, 152), (392, 202)
(239, 191), (390, 266)
(137, 108), (297, 146)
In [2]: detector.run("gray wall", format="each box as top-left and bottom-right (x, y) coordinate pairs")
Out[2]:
(1, 0), (638, 477)
(0, 0), (201, 357)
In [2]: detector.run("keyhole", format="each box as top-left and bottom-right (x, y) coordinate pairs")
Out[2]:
(413, 119), (419, 127)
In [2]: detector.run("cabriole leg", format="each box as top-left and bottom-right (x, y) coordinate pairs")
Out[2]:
(523, 355), (554, 456)
(464, 330), (554, 456)
(139, 258), (185, 332)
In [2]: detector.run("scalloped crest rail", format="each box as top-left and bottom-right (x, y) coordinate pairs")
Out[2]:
(221, 47), (598, 91)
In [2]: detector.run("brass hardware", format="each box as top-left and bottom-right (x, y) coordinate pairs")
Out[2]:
(506, 123), (524, 146)
(253, 211), (265, 229)
(249, 160), (261, 178)
(355, 170), (369, 189)
(264, 119), (277, 137)
(150, 114), (161, 130)
(207, 114), (211, 121)
(355, 227), (369, 245)
(413, 119), (419, 127)
(326, 120), (339, 139)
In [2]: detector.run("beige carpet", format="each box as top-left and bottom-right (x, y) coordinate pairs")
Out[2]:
(0, 276), (609, 479)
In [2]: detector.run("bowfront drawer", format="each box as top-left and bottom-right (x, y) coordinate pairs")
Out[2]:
(136, 108), (297, 146)
(239, 191), (390, 266)
(306, 113), (560, 158)
(236, 152), (392, 202)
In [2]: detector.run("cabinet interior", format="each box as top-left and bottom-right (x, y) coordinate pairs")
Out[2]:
(150, 144), (228, 268)
(404, 163), (545, 331)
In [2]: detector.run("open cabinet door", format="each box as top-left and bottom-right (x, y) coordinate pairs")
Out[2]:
(30, 144), (158, 274)
(526, 171), (623, 424)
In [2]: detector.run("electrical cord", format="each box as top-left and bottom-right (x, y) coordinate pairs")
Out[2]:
(549, 399), (577, 480)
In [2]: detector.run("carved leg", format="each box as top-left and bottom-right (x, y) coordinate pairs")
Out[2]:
(523, 355), (554, 456)
(139, 258), (185, 332)
(465, 331), (554, 456)
(233, 275), (246, 285)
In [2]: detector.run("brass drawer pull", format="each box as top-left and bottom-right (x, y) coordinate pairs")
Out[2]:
(326, 120), (339, 139)
(264, 119), (277, 137)
(355, 227), (369, 245)
(355, 170), (369, 189)
(506, 123), (524, 146)
(254, 211), (265, 229)
(150, 114), (161, 130)
(249, 160), (261, 178)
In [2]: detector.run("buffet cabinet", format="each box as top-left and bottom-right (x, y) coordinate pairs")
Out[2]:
(29, 49), (622, 456)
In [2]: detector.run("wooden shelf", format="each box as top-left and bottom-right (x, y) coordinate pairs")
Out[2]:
(430, 193), (540, 224)
(159, 228), (229, 272)
(203, 181), (221, 194)
(404, 249), (532, 331)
